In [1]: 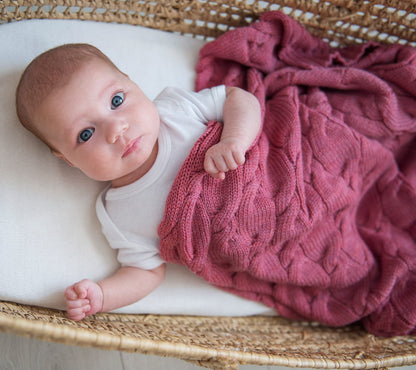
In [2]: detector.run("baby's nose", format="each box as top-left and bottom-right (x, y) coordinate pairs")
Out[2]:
(107, 121), (128, 144)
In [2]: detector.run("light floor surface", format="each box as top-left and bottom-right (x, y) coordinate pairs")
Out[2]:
(1, 332), (416, 370)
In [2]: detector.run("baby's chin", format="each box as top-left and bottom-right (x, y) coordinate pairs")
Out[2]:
(77, 170), (115, 184)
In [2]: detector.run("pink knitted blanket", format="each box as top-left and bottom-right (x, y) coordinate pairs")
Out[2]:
(158, 11), (416, 337)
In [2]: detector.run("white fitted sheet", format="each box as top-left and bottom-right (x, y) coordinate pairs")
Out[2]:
(0, 19), (275, 316)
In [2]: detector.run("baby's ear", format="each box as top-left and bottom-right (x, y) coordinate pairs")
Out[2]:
(52, 150), (74, 167)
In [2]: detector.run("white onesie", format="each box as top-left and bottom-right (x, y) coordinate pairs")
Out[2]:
(96, 85), (226, 270)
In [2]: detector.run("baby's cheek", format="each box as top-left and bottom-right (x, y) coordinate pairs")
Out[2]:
(80, 157), (113, 182)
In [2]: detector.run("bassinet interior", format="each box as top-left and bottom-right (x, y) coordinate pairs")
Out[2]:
(1, 1), (415, 369)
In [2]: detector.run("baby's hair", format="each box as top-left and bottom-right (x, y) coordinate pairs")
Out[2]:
(15, 43), (121, 151)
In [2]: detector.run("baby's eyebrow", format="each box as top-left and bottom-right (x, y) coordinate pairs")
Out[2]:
(61, 113), (88, 145)
(100, 80), (120, 100)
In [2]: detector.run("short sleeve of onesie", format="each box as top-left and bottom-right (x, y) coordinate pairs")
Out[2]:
(96, 85), (227, 270)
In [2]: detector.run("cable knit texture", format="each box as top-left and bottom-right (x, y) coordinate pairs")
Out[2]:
(158, 11), (416, 337)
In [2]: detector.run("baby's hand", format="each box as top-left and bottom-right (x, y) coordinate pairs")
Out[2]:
(204, 137), (246, 180)
(64, 279), (103, 321)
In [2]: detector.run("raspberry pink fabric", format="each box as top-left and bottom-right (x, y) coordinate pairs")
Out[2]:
(158, 11), (416, 337)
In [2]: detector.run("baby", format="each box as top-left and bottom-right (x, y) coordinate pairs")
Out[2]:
(15, 43), (261, 320)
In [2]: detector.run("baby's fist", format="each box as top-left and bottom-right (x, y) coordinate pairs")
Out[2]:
(65, 279), (103, 321)
(204, 138), (246, 180)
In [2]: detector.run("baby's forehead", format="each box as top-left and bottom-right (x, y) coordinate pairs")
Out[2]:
(29, 56), (98, 98)
(40, 59), (124, 107)
(27, 55), (124, 117)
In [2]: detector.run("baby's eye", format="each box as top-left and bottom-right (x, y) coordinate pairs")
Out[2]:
(78, 128), (95, 143)
(111, 92), (124, 109)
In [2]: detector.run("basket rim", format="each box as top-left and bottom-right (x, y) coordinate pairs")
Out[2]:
(1, 0), (416, 46)
(1, 309), (416, 369)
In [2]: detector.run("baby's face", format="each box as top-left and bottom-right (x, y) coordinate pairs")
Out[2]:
(33, 58), (160, 187)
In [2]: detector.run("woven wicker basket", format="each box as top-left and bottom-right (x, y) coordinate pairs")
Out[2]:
(1, 1), (415, 369)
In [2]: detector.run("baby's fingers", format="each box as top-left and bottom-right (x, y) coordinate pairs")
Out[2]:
(75, 280), (93, 298)
(230, 150), (246, 167)
(204, 156), (225, 179)
(64, 286), (78, 300)
(66, 298), (90, 309)
(67, 305), (91, 321)
(204, 147), (246, 179)
(221, 150), (245, 172)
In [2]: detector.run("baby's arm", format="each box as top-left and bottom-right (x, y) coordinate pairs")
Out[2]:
(204, 87), (261, 179)
(65, 264), (166, 320)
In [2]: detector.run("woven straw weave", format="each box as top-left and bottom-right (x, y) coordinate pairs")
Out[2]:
(1, 0), (415, 46)
(1, 301), (416, 370)
(1, 1), (416, 369)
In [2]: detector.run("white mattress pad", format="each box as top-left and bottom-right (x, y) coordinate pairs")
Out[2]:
(0, 19), (275, 316)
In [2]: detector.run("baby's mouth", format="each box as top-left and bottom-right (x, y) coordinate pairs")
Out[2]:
(122, 137), (141, 158)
